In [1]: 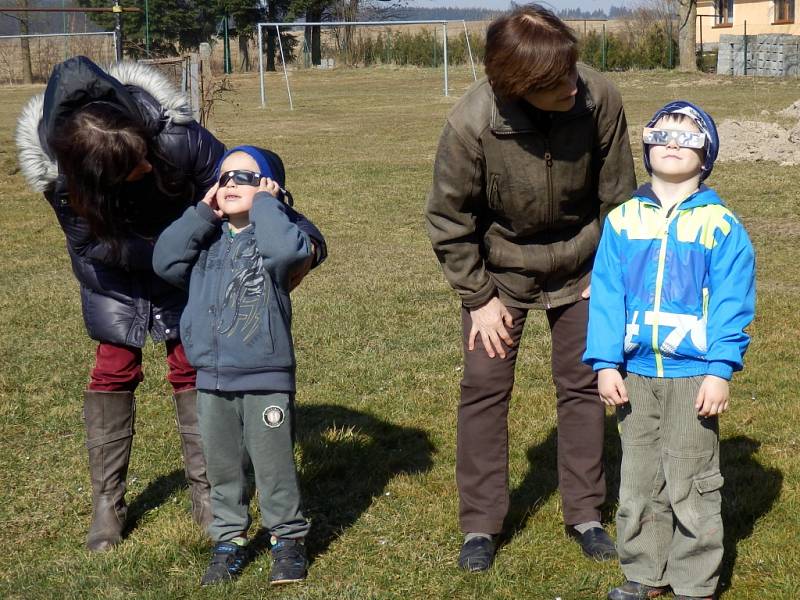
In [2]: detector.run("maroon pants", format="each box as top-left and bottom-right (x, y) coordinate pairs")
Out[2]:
(457, 299), (605, 533)
(88, 340), (196, 393)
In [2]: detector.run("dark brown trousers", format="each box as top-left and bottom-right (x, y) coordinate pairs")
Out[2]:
(457, 299), (606, 534)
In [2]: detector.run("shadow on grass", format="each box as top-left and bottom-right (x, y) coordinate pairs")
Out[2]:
(718, 435), (782, 597)
(124, 469), (187, 535)
(248, 403), (436, 563)
(500, 414), (622, 546)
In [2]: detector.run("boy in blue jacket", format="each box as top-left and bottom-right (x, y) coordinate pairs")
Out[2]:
(584, 102), (755, 600)
(154, 146), (326, 587)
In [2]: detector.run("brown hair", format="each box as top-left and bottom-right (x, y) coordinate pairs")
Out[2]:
(484, 4), (579, 100)
(49, 102), (191, 246)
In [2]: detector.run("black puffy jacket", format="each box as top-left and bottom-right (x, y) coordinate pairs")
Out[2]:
(15, 56), (226, 347)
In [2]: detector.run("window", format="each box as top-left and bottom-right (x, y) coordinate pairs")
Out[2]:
(775, 0), (795, 23)
(716, 0), (734, 25)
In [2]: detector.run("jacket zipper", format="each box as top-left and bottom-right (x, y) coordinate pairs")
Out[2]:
(492, 106), (591, 310)
(651, 203), (680, 377)
(543, 138), (555, 309)
(213, 233), (235, 390)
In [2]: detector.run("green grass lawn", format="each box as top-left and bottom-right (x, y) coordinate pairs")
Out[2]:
(0, 66), (798, 599)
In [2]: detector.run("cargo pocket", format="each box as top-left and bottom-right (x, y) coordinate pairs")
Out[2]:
(693, 470), (724, 517)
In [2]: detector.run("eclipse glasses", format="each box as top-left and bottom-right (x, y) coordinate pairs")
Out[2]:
(642, 128), (706, 149)
(219, 169), (266, 187)
(218, 169), (293, 206)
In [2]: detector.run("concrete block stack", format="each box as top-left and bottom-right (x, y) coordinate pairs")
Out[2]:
(717, 33), (800, 76)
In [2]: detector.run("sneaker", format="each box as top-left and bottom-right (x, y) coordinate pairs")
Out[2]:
(200, 540), (249, 586)
(269, 538), (308, 585)
(607, 580), (669, 600)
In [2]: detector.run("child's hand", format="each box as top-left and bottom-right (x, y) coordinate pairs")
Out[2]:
(259, 177), (281, 197)
(598, 368), (628, 406)
(695, 375), (729, 417)
(201, 182), (223, 219)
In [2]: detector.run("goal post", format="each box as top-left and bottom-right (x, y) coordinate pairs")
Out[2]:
(257, 19), (475, 110)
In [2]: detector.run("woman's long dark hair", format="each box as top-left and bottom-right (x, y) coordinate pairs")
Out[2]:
(49, 102), (192, 245)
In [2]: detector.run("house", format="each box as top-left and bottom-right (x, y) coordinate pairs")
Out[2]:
(697, 0), (798, 45)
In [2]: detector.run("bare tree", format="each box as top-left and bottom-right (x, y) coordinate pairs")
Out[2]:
(17, 0), (34, 84)
(676, 0), (697, 71)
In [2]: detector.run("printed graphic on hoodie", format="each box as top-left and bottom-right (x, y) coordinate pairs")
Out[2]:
(218, 240), (266, 343)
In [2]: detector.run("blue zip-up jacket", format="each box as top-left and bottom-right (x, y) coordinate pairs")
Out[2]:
(153, 193), (318, 392)
(584, 183), (755, 380)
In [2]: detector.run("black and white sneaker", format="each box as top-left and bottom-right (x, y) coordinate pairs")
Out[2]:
(200, 540), (249, 586)
(269, 538), (308, 585)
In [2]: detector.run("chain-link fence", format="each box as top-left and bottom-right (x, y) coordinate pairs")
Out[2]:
(0, 31), (115, 85)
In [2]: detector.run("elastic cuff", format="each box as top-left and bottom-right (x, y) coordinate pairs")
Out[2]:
(706, 361), (733, 380)
(460, 283), (498, 310)
(195, 201), (222, 224)
(591, 361), (619, 372)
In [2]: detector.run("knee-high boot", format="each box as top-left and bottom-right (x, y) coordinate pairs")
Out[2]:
(173, 388), (213, 530)
(83, 390), (135, 552)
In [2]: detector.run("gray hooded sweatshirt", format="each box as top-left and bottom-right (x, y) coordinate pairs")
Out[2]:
(153, 195), (313, 392)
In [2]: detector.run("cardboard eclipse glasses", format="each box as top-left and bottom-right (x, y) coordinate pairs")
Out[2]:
(642, 127), (706, 149)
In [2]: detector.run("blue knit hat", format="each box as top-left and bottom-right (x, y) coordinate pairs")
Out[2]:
(216, 145), (286, 188)
(643, 101), (719, 182)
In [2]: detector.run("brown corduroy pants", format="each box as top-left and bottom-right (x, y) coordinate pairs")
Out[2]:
(457, 299), (606, 534)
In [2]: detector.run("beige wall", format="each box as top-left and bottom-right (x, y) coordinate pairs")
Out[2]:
(698, 0), (800, 44)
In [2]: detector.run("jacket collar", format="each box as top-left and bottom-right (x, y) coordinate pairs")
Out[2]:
(633, 182), (724, 209)
(490, 72), (595, 135)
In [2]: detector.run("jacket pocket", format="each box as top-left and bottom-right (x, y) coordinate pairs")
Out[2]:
(487, 173), (502, 212)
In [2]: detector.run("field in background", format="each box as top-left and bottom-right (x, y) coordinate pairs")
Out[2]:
(0, 66), (798, 599)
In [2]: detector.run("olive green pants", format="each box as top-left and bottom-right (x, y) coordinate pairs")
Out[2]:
(616, 374), (724, 598)
(196, 390), (309, 543)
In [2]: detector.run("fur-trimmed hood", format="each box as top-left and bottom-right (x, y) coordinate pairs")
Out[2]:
(15, 56), (194, 193)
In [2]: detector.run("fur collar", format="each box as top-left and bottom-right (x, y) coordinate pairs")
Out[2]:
(15, 60), (193, 192)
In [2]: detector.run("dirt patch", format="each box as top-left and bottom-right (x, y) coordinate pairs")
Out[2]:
(665, 78), (734, 88)
(718, 99), (800, 165)
(778, 99), (800, 119)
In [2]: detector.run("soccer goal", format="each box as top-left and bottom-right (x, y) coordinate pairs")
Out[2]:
(255, 20), (478, 110)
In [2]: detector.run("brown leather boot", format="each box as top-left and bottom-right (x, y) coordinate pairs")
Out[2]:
(83, 390), (135, 552)
(173, 389), (213, 530)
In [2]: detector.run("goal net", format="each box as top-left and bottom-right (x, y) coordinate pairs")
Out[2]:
(256, 20), (478, 109)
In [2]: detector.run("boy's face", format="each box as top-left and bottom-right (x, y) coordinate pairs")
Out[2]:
(647, 115), (704, 181)
(216, 152), (261, 219)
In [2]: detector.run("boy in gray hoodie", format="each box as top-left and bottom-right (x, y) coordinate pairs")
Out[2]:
(154, 145), (325, 586)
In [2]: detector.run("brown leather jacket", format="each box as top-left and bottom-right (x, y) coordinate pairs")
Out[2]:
(425, 65), (636, 310)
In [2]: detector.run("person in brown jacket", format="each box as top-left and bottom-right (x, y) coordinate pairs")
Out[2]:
(425, 4), (636, 571)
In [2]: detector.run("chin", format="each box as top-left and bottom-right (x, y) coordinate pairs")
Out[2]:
(555, 97), (576, 112)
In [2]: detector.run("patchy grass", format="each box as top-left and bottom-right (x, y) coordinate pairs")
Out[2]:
(0, 66), (798, 599)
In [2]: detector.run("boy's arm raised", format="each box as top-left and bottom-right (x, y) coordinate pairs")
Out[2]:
(153, 186), (222, 290)
(250, 182), (313, 289)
